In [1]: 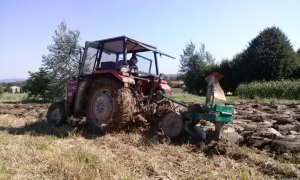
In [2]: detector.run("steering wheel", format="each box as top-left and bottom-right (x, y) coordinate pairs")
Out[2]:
(130, 66), (138, 76)
(159, 73), (165, 80)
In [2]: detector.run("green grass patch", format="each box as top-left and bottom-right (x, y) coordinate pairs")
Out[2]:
(0, 135), (10, 146)
(66, 148), (101, 168)
(24, 140), (49, 150)
(0, 93), (28, 102)
(170, 92), (205, 103)
(238, 169), (250, 180)
(169, 92), (241, 104)
(0, 160), (12, 178)
(0, 93), (49, 103)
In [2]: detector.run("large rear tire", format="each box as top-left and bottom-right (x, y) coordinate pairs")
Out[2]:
(87, 77), (135, 133)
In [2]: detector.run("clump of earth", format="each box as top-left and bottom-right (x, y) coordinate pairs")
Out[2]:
(219, 102), (300, 156)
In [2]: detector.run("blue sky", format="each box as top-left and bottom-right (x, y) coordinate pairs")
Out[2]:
(0, 0), (299, 79)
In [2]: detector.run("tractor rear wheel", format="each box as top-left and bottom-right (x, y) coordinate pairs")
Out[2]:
(87, 77), (135, 133)
(47, 101), (68, 127)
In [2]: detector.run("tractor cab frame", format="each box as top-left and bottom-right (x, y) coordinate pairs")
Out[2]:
(79, 36), (174, 78)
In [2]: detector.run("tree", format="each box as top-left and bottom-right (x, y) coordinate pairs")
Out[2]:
(179, 41), (217, 95)
(218, 59), (234, 94)
(41, 21), (81, 99)
(219, 26), (297, 94)
(242, 26), (295, 81)
(23, 69), (52, 101)
(219, 52), (250, 93)
(291, 48), (300, 79)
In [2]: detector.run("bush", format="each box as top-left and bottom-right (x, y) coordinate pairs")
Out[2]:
(236, 80), (300, 100)
(0, 84), (3, 97)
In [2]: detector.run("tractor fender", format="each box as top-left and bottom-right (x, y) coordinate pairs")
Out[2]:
(159, 82), (171, 92)
(92, 70), (135, 84)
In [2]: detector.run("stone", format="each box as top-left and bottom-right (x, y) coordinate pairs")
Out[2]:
(266, 128), (283, 137)
(257, 128), (283, 138)
(239, 123), (258, 131)
(286, 135), (296, 139)
(262, 120), (274, 127)
(290, 130), (300, 135)
(224, 127), (235, 133)
(222, 131), (243, 144)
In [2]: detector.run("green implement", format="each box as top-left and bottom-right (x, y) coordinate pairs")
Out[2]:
(161, 72), (235, 141)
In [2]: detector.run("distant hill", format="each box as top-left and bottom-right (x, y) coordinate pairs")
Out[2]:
(0, 78), (26, 83)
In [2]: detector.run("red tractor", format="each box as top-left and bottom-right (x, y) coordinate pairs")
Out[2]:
(47, 36), (174, 132)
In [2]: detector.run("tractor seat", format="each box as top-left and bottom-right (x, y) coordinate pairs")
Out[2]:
(99, 62), (116, 70)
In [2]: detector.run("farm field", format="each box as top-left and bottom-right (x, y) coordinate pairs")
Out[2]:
(0, 93), (299, 179)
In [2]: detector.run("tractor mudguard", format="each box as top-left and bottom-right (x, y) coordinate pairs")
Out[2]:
(92, 70), (135, 84)
(159, 83), (171, 92)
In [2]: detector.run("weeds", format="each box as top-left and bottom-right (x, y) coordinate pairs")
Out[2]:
(239, 169), (250, 180)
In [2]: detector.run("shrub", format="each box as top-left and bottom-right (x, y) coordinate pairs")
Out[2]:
(236, 80), (300, 100)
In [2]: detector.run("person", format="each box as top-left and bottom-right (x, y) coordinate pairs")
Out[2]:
(128, 53), (138, 69)
(116, 53), (137, 69)
(128, 53), (138, 76)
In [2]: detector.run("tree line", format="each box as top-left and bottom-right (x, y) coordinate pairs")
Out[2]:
(179, 26), (300, 95)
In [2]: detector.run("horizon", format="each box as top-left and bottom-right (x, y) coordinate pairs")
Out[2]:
(0, 0), (299, 79)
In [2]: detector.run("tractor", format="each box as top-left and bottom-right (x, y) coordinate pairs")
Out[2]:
(46, 36), (175, 132)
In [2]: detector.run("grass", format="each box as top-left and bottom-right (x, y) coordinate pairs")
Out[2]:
(0, 93), (28, 102)
(0, 93), (47, 103)
(170, 92), (240, 103)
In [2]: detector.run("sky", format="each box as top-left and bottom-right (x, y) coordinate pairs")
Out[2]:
(0, 0), (299, 79)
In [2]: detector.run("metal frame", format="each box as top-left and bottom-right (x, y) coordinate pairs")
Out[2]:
(136, 54), (153, 73)
(154, 52), (159, 75)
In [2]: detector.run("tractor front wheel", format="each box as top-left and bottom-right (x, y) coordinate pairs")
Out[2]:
(46, 101), (68, 127)
(162, 112), (184, 138)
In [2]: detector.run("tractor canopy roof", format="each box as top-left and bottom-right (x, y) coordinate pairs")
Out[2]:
(86, 36), (175, 59)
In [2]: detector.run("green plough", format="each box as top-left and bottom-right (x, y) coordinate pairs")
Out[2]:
(162, 72), (234, 141)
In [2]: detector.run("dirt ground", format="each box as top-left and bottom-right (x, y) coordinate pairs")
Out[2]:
(0, 101), (300, 179)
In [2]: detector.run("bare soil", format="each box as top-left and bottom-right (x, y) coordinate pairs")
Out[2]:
(228, 102), (300, 155)
(0, 101), (300, 179)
